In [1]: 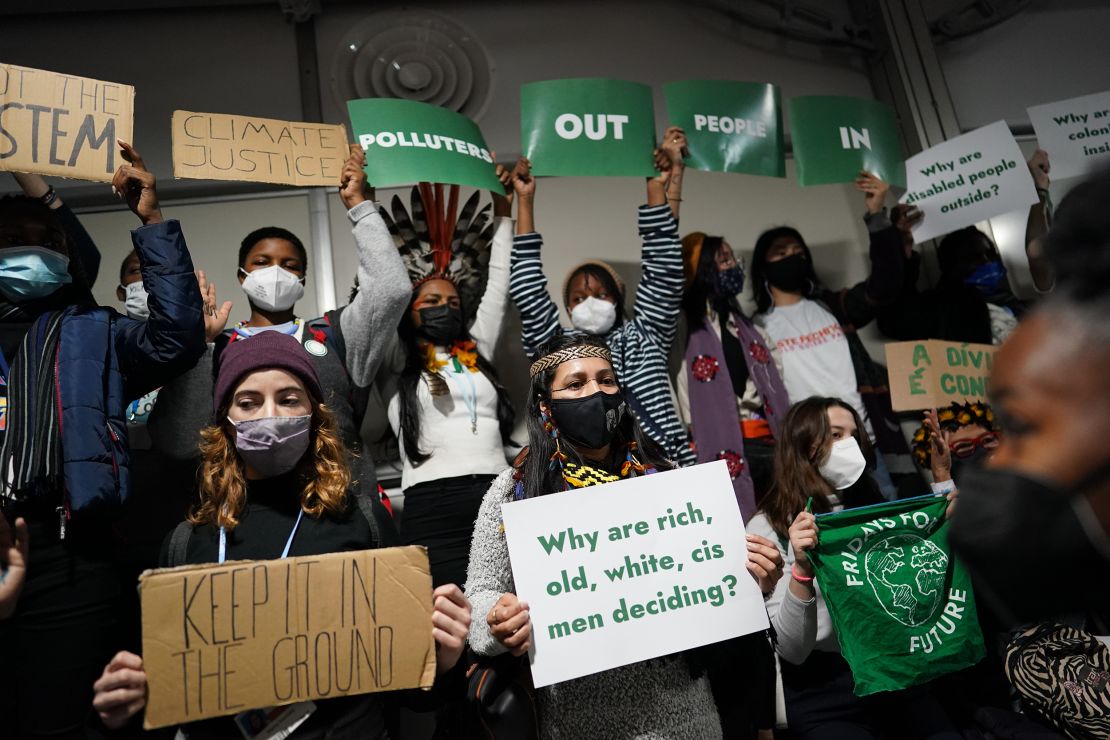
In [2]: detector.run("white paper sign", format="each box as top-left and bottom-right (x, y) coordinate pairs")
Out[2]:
(900, 120), (1037, 243)
(1028, 91), (1110, 180)
(500, 461), (769, 688)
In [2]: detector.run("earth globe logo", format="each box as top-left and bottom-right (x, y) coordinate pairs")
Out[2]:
(863, 534), (948, 627)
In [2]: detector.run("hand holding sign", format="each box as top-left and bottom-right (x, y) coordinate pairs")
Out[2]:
(93, 651), (148, 730)
(1027, 149), (1051, 190)
(488, 593), (533, 657)
(112, 141), (162, 226)
(431, 583), (472, 674)
(855, 171), (891, 216)
(339, 144), (372, 210)
(745, 534), (785, 595)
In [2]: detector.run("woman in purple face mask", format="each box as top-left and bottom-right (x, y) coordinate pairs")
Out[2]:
(91, 332), (472, 738)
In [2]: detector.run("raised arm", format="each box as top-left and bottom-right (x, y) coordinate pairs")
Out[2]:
(337, 145), (412, 386)
(508, 157), (562, 357)
(464, 470), (518, 657)
(632, 150), (685, 350)
(657, 126), (688, 221)
(110, 142), (205, 400)
(1024, 149), (1055, 293)
(468, 161), (515, 361)
(12, 172), (101, 286)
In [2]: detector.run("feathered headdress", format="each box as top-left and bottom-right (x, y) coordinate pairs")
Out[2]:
(379, 183), (494, 316)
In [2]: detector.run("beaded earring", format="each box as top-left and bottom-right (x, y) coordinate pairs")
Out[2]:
(541, 407), (568, 473)
(621, 440), (647, 477)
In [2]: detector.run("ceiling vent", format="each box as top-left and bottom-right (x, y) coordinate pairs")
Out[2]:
(328, 9), (494, 121)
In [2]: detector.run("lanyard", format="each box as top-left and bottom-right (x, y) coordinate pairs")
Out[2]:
(455, 364), (479, 434)
(219, 508), (304, 564)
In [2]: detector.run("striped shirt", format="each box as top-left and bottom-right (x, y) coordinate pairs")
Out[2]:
(509, 204), (695, 466)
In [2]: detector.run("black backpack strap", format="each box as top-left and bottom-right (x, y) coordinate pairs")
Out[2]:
(352, 487), (397, 549)
(167, 520), (193, 567)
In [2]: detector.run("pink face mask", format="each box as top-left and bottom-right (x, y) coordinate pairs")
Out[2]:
(229, 414), (311, 478)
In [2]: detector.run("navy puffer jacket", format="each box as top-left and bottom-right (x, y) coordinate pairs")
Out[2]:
(58, 219), (204, 514)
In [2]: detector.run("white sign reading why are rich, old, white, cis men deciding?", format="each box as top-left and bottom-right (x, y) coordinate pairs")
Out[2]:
(499, 460), (769, 688)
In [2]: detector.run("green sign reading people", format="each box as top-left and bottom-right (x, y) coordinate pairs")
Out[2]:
(809, 496), (985, 696)
(789, 96), (906, 187)
(520, 78), (657, 177)
(346, 98), (503, 191)
(663, 80), (785, 177)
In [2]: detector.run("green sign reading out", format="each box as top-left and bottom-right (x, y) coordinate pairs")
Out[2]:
(663, 80), (784, 177)
(809, 495), (985, 696)
(346, 98), (503, 191)
(789, 96), (905, 187)
(521, 78), (657, 177)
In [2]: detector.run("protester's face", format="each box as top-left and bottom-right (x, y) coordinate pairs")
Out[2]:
(827, 405), (858, 442)
(567, 270), (618, 309)
(764, 235), (804, 263)
(545, 357), (619, 404)
(227, 369), (311, 422)
(0, 210), (68, 257)
(237, 239), (306, 283)
(715, 242), (739, 272)
(116, 252), (142, 302)
(410, 278), (460, 326)
(987, 315), (1110, 491)
(948, 423), (1000, 460)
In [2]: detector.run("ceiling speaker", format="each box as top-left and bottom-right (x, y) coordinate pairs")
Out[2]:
(328, 9), (495, 121)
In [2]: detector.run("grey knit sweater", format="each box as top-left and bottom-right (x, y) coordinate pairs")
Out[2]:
(465, 469), (723, 740)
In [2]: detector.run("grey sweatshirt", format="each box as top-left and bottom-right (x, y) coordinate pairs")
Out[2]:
(465, 469), (723, 740)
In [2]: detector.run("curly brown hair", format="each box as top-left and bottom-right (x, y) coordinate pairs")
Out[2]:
(190, 400), (352, 530)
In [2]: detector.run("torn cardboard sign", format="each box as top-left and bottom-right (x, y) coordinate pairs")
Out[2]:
(884, 339), (996, 412)
(172, 110), (348, 186)
(0, 63), (134, 182)
(140, 546), (436, 729)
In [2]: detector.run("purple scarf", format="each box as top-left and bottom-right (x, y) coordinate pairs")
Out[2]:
(685, 312), (791, 521)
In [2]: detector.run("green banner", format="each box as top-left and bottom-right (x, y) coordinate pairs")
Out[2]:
(346, 98), (503, 191)
(521, 78), (657, 177)
(809, 496), (985, 696)
(789, 96), (906, 187)
(663, 80), (784, 177)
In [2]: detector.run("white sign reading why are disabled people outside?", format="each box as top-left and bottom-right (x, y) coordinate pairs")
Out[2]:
(500, 460), (769, 688)
(1027, 90), (1110, 180)
(899, 120), (1038, 244)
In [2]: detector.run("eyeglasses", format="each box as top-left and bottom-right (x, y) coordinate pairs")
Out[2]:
(948, 432), (1001, 458)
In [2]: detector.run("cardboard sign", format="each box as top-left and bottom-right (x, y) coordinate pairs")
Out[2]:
(139, 547), (436, 729)
(663, 80), (785, 177)
(1027, 90), (1110, 180)
(347, 98), (503, 191)
(172, 111), (348, 187)
(900, 121), (1038, 244)
(0, 63), (134, 182)
(500, 461), (769, 688)
(788, 96), (905, 187)
(884, 340), (996, 412)
(520, 78), (657, 177)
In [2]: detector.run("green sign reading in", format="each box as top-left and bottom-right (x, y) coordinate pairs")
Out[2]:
(809, 496), (985, 696)
(663, 80), (785, 177)
(789, 96), (906, 187)
(521, 78), (657, 177)
(346, 98), (503, 191)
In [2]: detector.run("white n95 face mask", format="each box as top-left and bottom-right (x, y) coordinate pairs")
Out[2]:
(121, 281), (150, 320)
(240, 265), (305, 312)
(570, 296), (617, 335)
(818, 436), (867, 490)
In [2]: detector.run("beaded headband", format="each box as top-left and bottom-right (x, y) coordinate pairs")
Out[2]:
(529, 344), (612, 378)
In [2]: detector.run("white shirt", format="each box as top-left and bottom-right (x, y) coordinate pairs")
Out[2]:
(757, 299), (874, 441)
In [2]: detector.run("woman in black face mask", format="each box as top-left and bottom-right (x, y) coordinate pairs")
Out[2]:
(949, 166), (1110, 627)
(748, 172), (910, 502)
(365, 169), (517, 593)
(463, 334), (784, 739)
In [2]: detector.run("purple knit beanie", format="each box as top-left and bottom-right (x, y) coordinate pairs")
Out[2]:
(213, 331), (323, 412)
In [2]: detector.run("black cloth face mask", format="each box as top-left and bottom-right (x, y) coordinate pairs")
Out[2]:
(948, 459), (1110, 626)
(417, 305), (464, 345)
(549, 390), (627, 450)
(762, 253), (810, 293)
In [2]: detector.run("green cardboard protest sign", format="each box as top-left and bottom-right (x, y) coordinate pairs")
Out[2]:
(789, 96), (905, 187)
(521, 78), (657, 177)
(346, 98), (503, 191)
(809, 496), (985, 696)
(663, 80), (785, 177)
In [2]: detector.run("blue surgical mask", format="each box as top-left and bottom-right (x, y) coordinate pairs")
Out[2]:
(0, 246), (73, 302)
(964, 261), (1007, 296)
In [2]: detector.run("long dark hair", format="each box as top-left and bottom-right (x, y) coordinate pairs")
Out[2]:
(521, 334), (670, 499)
(749, 226), (821, 315)
(396, 298), (514, 466)
(682, 235), (726, 331)
(0, 195), (94, 308)
(757, 396), (877, 539)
